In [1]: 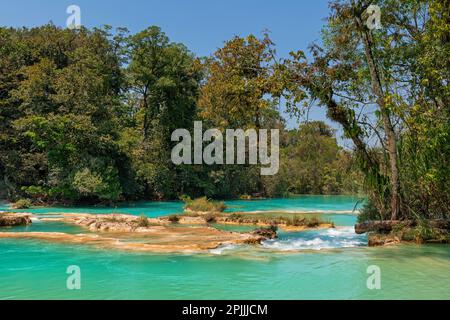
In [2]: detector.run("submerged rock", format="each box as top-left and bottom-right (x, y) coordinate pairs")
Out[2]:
(368, 233), (401, 247)
(251, 226), (278, 240)
(0, 213), (32, 227)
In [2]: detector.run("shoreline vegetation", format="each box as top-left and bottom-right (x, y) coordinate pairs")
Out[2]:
(355, 220), (450, 246)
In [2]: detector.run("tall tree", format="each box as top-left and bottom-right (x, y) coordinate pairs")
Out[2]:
(198, 34), (282, 129)
(1, 25), (126, 202)
(281, 0), (449, 220)
(124, 26), (202, 198)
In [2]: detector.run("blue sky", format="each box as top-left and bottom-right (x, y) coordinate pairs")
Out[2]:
(0, 0), (350, 146)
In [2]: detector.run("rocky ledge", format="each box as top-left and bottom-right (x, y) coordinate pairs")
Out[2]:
(171, 213), (334, 232)
(0, 212), (32, 227)
(29, 213), (277, 253)
(355, 220), (450, 246)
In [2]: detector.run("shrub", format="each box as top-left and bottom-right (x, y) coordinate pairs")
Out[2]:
(168, 215), (180, 223)
(291, 216), (306, 226)
(409, 222), (439, 244)
(13, 199), (32, 209)
(228, 213), (242, 221)
(72, 167), (122, 202)
(184, 197), (226, 213)
(179, 195), (192, 203)
(21, 186), (47, 199)
(357, 201), (381, 223)
(306, 217), (320, 228)
(105, 215), (121, 223)
(137, 214), (150, 227)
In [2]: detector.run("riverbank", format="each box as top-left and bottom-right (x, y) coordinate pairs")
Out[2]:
(355, 220), (450, 246)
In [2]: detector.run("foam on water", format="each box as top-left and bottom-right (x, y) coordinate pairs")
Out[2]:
(209, 244), (237, 255)
(208, 227), (367, 255)
(262, 227), (367, 251)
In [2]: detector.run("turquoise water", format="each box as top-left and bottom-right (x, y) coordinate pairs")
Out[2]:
(0, 195), (363, 216)
(225, 196), (363, 213)
(0, 220), (86, 234)
(1, 196), (449, 300)
(0, 200), (184, 217)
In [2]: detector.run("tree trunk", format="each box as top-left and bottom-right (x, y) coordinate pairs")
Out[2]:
(355, 14), (401, 221)
(323, 94), (388, 217)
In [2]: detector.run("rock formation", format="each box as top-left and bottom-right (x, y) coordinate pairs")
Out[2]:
(0, 213), (32, 227)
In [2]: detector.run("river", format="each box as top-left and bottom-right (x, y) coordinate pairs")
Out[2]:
(0, 196), (449, 299)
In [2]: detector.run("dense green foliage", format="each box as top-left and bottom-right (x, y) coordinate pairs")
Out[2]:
(0, 24), (361, 204)
(279, 0), (449, 221)
(1, 0), (447, 222)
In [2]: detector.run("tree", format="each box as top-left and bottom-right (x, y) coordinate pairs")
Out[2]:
(124, 26), (202, 199)
(1, 25), (126, 202)
(281, 0), (449, 220)
(198, 34), (282, 129)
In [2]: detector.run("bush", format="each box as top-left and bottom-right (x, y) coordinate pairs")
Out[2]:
(291, 216), (306, 226)
(105, 215), (122, 223)
(306, 217), (320, 228)
(179, 195), (192, 203)
(13, 199), (32, 209)
(137, 214), (150, 227)
(228, 213), (242, 221)
(357, 200), (381, 223)
(184, 197), (226, 213)
(168, 215), (180, 223)
(21, 186), (47, 199)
